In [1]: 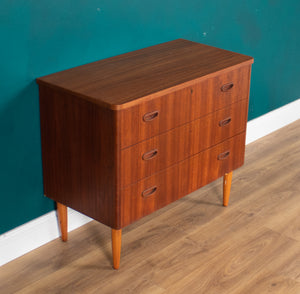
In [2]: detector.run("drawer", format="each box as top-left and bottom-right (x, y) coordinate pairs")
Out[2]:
(119, 132), (246, 227)
(119, 65), (251, 148)
(120, 99), (248, 187)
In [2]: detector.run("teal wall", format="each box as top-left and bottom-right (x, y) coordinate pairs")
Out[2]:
(1, 1), (299, 234)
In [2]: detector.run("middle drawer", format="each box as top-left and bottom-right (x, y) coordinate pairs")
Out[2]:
(120, 99), (248, 187)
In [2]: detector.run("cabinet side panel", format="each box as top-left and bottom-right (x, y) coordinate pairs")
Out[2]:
(39, 85), (118, 228)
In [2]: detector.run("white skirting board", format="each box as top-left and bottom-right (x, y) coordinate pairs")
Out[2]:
(1, 98), (299, 267)
(246, 99), (300, 145)
(0, 208), (92, 266)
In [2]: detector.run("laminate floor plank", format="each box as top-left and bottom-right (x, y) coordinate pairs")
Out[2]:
(0, 119), (299, 294)
(9, 223), (180, 294)
(0, 221), (113, 293)
(130, 210), (260, 290)
(164, 228), (299, 294)
(230, 244), (300, 294)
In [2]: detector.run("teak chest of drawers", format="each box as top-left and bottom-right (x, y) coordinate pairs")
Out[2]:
(37, 39), (253, 269)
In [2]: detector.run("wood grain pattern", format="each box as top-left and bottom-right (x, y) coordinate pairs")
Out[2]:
(36, 39), (253, 110)
(163, 229), (298, 294)
(120, 132), (246, 227)
(120, 99), (248, 187)
(39, 60), (251, 231)
(1, 120), (299, 294)
(39, 85), (120, 229)
(119, 65), (251, 148)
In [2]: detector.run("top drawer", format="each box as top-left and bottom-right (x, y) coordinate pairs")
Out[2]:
(119, 65), (251, 148)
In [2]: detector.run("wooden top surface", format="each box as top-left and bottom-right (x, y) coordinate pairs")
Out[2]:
(37, 39), (253, 110)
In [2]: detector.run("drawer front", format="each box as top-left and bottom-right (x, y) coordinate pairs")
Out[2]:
(119, 132), (246, 227)
(120, 99), (248, 187)
(119, 65), (251, 148)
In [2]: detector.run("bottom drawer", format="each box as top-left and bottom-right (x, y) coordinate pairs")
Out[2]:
(119, 132), (246, 227)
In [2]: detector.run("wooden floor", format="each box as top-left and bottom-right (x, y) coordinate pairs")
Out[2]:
(1, 120), (300, 294)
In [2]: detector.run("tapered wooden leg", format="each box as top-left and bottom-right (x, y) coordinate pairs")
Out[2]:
(223, 171), (233, 207)
(57, 202), (68, 241)
(111, 229), (122, 270)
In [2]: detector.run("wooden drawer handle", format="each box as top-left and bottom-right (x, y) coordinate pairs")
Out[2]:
(218, 150), (230, 160)
(143, 111), (159, 122)
(219, 117), (232, 127)
(142, 186), (157, 198)
(221, 82), (234, 92)
(142, 149), (158, 161)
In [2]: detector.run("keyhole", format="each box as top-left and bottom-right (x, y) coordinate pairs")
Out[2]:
(190, 88), (194, 94)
